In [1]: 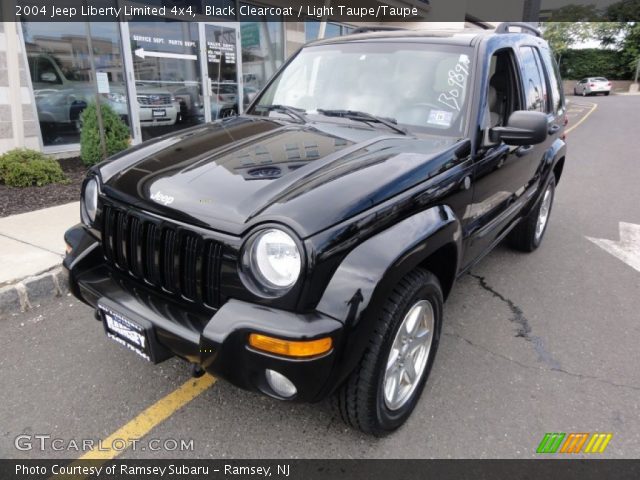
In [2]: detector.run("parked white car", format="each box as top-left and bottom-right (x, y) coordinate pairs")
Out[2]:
(574, 77), (612, 96)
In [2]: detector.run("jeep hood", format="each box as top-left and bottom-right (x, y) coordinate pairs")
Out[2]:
(99, 116), (462, 237)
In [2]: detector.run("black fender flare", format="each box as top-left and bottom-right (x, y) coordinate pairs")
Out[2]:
(544, 137), (566, 183)
(521, 137), (566, 219)
(315, 205), (461, 394)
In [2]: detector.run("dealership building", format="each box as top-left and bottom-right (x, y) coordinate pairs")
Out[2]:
(0, 1), (516, 156)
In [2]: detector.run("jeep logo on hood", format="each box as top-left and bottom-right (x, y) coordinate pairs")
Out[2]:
(150, 191), (174, 206)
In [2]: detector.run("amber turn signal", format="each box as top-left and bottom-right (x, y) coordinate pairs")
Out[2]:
(65, 243), (73, 254)
(248, 334), (332, 358)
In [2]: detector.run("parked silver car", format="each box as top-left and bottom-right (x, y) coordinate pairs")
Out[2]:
(574, 77), (612, 96)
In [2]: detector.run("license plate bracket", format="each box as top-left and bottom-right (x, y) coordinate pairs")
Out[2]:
(98, 298), (172, 364)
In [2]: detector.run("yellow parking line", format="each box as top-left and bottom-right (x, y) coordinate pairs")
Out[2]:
(566, 102), (597, 134)
(80, 374), (216, 460)
(48, 375), (215, 480)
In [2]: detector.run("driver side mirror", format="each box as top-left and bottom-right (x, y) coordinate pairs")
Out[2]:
(490, 110), (548, 145)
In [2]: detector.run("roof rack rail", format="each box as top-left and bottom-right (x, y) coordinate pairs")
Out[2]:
(350, 26), (408, 34)
(495, 22), (541, 37)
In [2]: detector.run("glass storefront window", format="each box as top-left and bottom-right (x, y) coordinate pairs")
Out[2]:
(205, 24), (241, 118)
(240, 3), (284, 107)
(21, 13), (284, 148)
(21, 22), (128, 147)
(128, 20), (202, 141)
(304, 21), (342, 42)
(127, 20), (240, 142)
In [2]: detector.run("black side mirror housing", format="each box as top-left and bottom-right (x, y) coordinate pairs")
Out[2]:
(490, 111), (548, 145)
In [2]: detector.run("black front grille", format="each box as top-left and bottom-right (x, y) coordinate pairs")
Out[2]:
(101, 205), (223, 308)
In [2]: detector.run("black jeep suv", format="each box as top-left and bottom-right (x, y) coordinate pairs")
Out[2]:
(64, 23), (566, 435)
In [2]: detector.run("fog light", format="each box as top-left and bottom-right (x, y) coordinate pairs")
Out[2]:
(265, 369), (297, 398)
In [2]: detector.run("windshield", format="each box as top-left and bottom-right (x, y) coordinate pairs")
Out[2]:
(252, 42), (473, 136)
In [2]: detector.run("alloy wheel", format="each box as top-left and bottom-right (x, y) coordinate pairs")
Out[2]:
(383, 300), (435, 411)
(535, 184), (553, 242)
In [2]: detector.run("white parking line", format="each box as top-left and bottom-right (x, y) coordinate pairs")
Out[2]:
(587, 223), (640, 273)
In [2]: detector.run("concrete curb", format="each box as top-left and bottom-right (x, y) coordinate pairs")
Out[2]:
(0, 266), (68, 316)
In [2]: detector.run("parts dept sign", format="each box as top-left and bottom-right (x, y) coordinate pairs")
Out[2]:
(130, 30), (236, 65)
(131, 32), (198, 62)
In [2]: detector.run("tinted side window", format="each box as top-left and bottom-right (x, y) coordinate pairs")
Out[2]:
(519, 46), (546, 113)
(532, 50), (551, 113)
(539, 47), (565, 115)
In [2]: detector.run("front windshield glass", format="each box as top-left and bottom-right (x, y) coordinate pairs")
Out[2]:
(252, 42), (473, 136)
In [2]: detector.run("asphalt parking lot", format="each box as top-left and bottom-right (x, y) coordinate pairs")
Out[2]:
(1, 94), (639, 460)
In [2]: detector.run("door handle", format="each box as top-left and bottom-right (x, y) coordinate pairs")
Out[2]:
(515, 145), (534, 157)
(548, 124), (560, 135)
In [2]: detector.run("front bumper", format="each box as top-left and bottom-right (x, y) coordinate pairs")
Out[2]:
(64, 224), (343, 402)
(138, 105), (179, 126)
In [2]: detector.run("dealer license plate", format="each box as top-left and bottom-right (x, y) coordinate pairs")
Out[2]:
(100, 305), (151, 362)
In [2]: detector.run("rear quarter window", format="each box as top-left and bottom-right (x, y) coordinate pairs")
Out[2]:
(518, 46), (547, 113)
(539, 47), (565, 115)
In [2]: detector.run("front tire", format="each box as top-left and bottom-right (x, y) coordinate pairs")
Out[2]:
(509, 177), (556, 252)
(333, 268), (443, 436)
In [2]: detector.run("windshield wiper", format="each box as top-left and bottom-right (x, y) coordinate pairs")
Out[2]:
(255, 104), (307, 123)
(316, 109), (407, 135)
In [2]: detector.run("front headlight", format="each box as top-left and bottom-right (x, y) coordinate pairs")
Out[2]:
(82, 178), (98, 225)
(242, 229), (302, 294)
